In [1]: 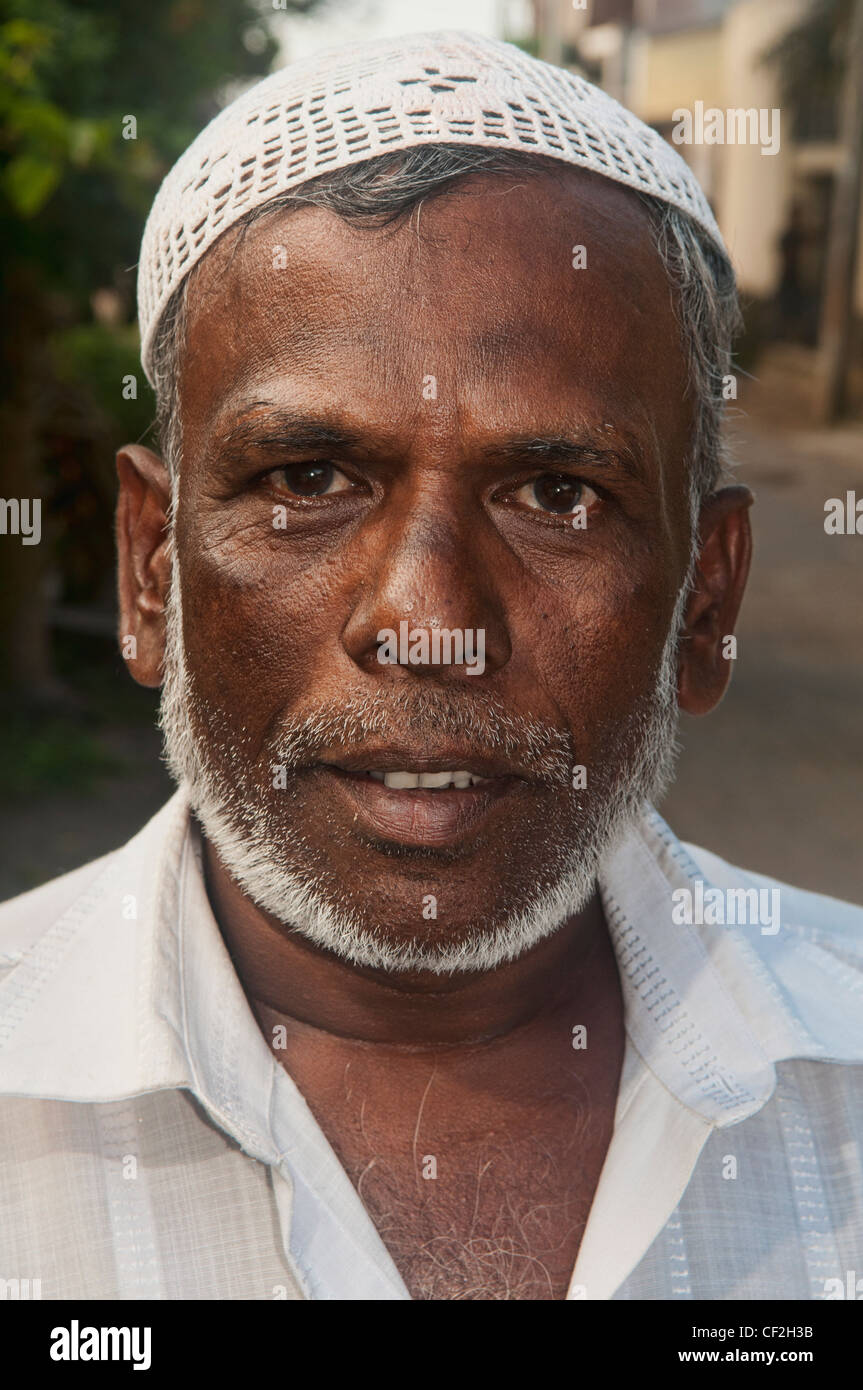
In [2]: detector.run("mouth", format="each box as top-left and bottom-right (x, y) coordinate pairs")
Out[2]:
(333, 767), (491, 790)
(312, 753), (527, 848)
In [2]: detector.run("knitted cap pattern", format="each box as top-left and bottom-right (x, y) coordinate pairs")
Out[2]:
(137, 28), (724, 383)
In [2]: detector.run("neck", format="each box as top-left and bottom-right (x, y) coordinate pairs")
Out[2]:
(201, 835), (614, 1049)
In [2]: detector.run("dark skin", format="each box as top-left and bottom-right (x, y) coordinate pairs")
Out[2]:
(116, 168), (752, 1299)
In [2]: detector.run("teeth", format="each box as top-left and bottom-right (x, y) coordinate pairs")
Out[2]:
(384, 771), (421, 789)
(419, 771), (454, 789)
(364, 770), (488, 790)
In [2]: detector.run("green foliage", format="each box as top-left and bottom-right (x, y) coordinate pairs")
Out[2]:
(0, 0), (322, 645)
(50, 321), (155, 445)
(0, 712), (120, 796)
(0, 0), (286, 293)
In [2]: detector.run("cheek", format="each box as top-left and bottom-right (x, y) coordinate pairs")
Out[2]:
(530, 564), (676, 742)
(176, 522), (347, 734)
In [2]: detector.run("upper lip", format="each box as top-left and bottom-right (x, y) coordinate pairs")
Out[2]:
(316, 749), (525, 779)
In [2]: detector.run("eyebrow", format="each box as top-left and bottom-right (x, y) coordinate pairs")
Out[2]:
(479, 433), (645, 481)
(211, 404), (646, 482)
(215, 406), (364, 461)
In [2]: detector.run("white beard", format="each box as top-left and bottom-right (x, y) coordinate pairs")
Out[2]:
(159, 560), (689, 975)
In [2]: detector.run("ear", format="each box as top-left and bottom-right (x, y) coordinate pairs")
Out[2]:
(677, 485), (753, 716)
(115, 445), (172, 688)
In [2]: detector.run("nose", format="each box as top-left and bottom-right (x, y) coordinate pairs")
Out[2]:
(341, 494), (512, 681)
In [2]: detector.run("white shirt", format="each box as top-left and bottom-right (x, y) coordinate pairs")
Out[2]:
(0, 789), (861, 1301)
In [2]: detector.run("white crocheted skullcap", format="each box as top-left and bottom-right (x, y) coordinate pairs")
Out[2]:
(138, 27), (725, 385)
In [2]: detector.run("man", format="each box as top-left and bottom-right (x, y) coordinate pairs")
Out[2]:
(0, 30), (861, 1302)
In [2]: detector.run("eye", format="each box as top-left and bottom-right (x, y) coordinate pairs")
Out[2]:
(512, 473), (599, 516)
(269, 461), (354, 498)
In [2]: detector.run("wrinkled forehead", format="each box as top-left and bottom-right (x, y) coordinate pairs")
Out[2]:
(176, 167), (692, 487)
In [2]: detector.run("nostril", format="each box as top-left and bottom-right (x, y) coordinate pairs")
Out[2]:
(373, 622), (487, 675)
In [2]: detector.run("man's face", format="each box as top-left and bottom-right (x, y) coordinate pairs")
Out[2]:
(161, 168), (695, 971)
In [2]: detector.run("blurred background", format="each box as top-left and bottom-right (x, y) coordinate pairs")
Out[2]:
(0, 0), (861, 902)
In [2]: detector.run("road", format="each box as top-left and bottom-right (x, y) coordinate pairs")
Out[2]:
(663, 351), (863, 903)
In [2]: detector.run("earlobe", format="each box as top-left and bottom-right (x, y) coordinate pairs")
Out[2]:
(115, 445), (173, 689)
(677, 485), (753, 717)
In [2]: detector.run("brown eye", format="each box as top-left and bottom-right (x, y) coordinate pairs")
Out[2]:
(513, 474), (598, 515)
(272, 462), (352, 497)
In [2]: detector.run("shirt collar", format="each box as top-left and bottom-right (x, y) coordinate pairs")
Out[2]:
(598, 809), (776, 1128)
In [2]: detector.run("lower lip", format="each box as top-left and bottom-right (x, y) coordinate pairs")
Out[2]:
(316, 767), (521, 848)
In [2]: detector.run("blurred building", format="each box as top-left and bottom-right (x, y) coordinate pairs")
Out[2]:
(530, 0), (863, 330)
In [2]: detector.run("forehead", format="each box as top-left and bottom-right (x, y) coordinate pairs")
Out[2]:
(178, 167), (692, 472)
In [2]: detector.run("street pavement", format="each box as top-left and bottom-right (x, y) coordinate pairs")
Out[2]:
(663, 349), (863, 904)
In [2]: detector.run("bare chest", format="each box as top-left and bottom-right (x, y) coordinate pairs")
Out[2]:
(260, 957), (624, 1300)
(326, 1096), (614, 1300)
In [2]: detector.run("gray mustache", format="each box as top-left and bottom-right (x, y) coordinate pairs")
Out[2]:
(268, 688), (574, 782)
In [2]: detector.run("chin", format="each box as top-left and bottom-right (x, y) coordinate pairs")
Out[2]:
(253, 861), (590, 976)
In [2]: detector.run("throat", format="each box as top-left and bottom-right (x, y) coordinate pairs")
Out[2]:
(256, 956), (625, 1301)
(205, 831), (612, 1048)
